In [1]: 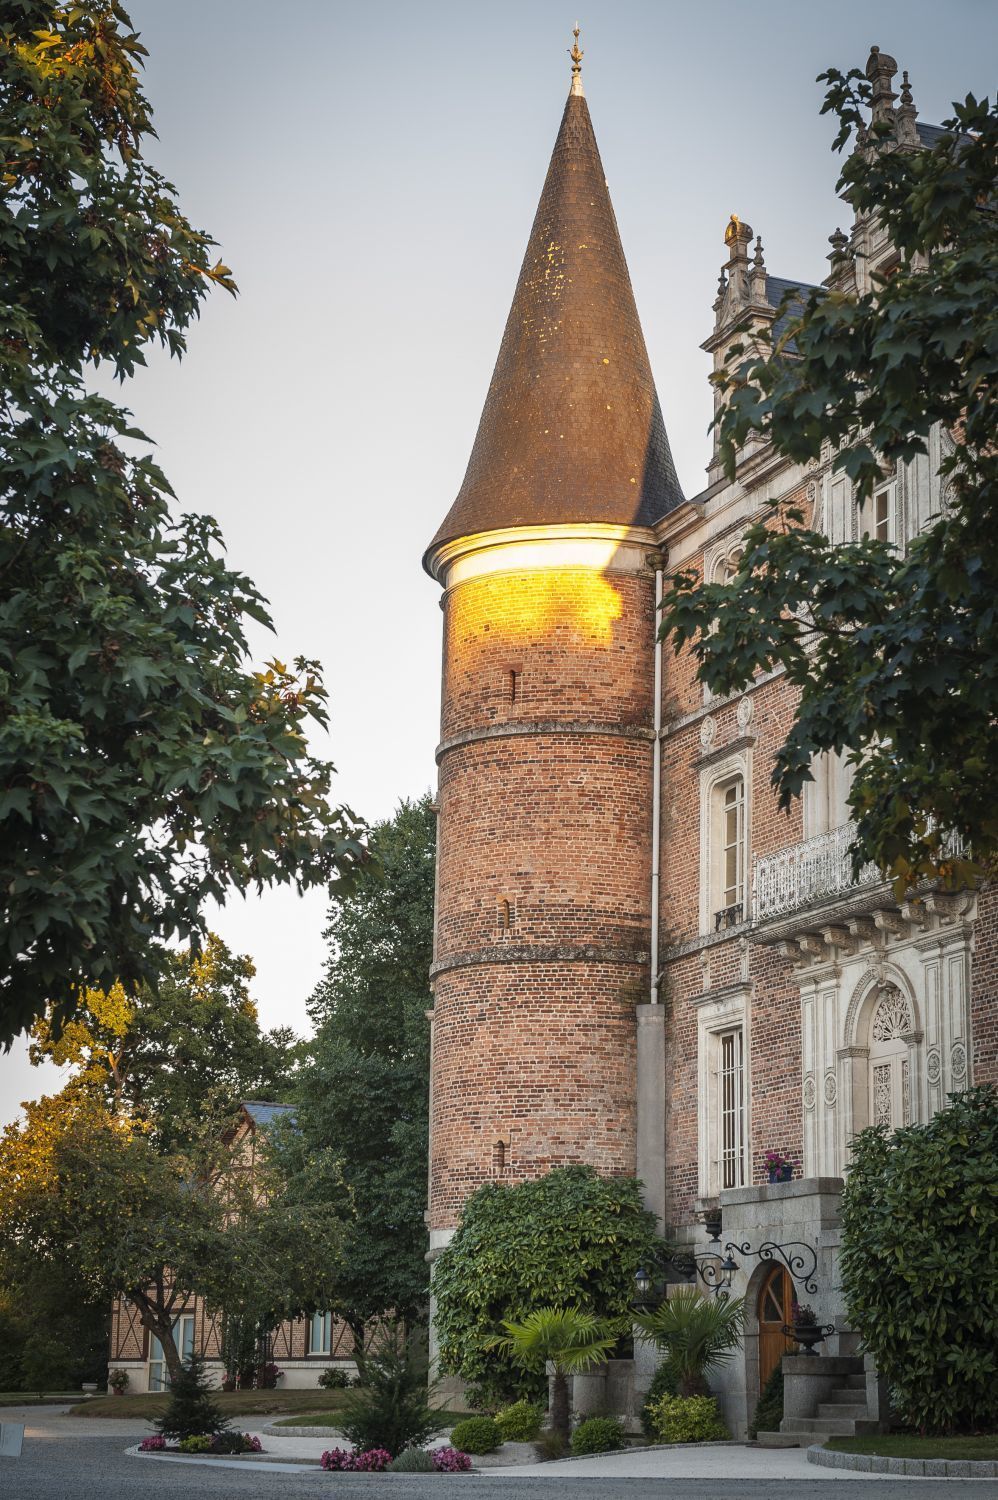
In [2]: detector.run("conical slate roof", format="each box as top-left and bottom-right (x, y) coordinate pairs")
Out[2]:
(426, 85), (684, 566)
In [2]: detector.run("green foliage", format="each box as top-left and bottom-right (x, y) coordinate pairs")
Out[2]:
(0, 2), (365, 1044)
(570, 1416), (627, 1455)
(449, 1416), (501, 1455)
(532, 1428), (568, 1461)
(279, 798), (434, 1340)
(491, 1306), (622, 1446)
(748, 1364), (784, 1441)
(177, 1434), (213, 1453)
(0, 1280), (107, 1393)
(494, 1399), (543, 1442)
(29, 936), (295, 1151)
(651, 1394), (729, 1444)
(839, 1085), (998, 1434)
(639, 1360), (681, 1439)
(434, 1166), (657, 1407)
(318, 1367), (351, 1390)
(660, 73), (998, 890)
(387, 1446), (436, 1472)
(634, 1288), (745, 1397)
(156, 1354), (227, 1441)
(336, 1330), (445, 1457)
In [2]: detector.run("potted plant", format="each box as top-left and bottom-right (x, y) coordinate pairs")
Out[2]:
(784, 1301), (834, 1354)
(764, 1150), (797, 1184)
(108, 1369), (129, 1396)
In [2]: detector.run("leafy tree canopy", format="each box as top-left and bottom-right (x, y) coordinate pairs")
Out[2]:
(433, 1166), (659, 1408)
(0, 1), (364, 1044)
(28, 933), (296, 1149)
(275, 796), (434, 1342)
(661, 70), (998, 890)
(839, 1086), (998, 1434)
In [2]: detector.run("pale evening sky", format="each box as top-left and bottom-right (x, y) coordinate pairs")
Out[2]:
(2, 0), (994, 1124)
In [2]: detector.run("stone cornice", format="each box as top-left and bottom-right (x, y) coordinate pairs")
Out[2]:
(430, 943), (648, 979)
(436, 720), (655, 763)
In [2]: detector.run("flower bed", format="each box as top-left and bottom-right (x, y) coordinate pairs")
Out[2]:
(320, 1445), (471, 1473)
(137, 1431), (263, 1456)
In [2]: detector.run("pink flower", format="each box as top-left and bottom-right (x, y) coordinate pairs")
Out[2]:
(433, 1446), (473, 1472)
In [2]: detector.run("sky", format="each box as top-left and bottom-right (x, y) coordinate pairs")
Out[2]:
(2, 0), (995, 1125)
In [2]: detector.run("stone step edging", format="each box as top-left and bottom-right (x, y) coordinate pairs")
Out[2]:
(807, 1443), (998, 1478)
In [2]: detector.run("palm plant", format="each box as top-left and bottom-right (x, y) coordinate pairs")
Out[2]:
(489, 1307), (620, 1445)
(633, 1287), (745, 1397)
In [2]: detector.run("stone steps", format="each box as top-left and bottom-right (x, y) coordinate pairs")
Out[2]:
(817, 1402), (868, 1420)
(785, 1415), (863, 1436)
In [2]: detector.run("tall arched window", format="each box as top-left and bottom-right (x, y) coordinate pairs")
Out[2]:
(712, 774), (745, 926)
(869, 985), (913, 1130)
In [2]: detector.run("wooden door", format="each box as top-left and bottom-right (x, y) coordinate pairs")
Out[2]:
(758, 1265), (795, 1388)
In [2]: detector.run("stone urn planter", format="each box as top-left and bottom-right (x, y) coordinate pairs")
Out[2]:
(784, 1321), (835, 1354)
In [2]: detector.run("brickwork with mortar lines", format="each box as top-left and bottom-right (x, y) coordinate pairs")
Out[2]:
(430, 960), (641, 1226)
(970, 884), (998, 1086)
(441, 566), (655, 740)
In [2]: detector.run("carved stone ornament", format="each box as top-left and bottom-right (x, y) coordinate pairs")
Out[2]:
(700, 715), (717, 748)
(951, 1041), (967, 1081)
(823, 1071), (837, 1106)
(736, 695), (754, 730)
(872, 985), (914, 1042)
(926, 1049), (941, 1084)
(802, 1074), (817, 1110)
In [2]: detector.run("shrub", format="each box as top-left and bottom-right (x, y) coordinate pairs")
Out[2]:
(495, 1399), (543, 1441)
(639, 1360), (680, 1439)
(449, 1416), (501, 1454)
(320, 1447), (355, 1470)
(337, 1328), (445, 1456)
(533, 1428), (567, 1461)
(177, 1434), (213, 1453)
(318, 1367), (351, 1390)
(138, 1435), (166, 1452)
(748, 1365), (783, 1441)
(108, 1368), (129, 1393)
(155, 1353), (229, 1442)
(388, 1447), (435, 1472)
(839, 1087), (998, 1435)
(634, 1287), (745, 1397)
(570, 1416), (626, 1455)
(210, 1432), (263, 1454)
(432, 1446), (473, 1472)
(433, 1166), (658, 1406)
(650, 1394), (728, 1444)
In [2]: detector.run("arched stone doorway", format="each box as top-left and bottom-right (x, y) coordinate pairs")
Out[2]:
(757, 1264), (795, 1390)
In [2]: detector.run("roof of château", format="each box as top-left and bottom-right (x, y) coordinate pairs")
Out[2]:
(425, 80), (684, 567)
(241, 1100), (294, 1130)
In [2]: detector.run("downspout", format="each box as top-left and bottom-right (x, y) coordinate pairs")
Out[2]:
(650, 564), (663, 1003)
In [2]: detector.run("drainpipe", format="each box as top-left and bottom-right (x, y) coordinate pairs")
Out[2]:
(650, 564), (663, 1003)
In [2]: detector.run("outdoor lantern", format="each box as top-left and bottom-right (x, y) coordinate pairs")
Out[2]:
(718, 1253), (739, 1290)
(635, 1265), (652, 1299)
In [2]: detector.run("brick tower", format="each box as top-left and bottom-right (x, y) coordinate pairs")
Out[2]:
(423, 39), (685, 1280)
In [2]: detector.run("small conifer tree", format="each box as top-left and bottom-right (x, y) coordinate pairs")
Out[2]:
(155, 1352), (229, 1441)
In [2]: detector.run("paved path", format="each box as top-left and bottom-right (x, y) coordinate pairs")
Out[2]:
(2, 1406), (996, 1498)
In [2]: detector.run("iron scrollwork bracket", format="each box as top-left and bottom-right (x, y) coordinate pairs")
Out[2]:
(728, 1239), (819, 1296)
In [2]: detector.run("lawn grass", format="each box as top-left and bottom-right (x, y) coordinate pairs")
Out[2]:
(68, 1388), (350, 1419)
(0, 1393), (85, 1405)
(827, 1434), (998, 1462)
(271, 1408), (466, 1429)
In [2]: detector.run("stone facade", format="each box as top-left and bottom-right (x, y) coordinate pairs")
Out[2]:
(424, 44), (994, 1436)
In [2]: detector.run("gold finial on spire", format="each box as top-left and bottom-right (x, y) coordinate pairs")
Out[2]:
(569, 22), (584, 97)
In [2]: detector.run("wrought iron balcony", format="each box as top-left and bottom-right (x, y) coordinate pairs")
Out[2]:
(753, 822), (879, 922)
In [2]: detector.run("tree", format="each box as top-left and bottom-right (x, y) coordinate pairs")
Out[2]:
(155, 1352), (227, 1441)
(491, 1308), (620, 1446)
(0, 1090), (347, 1384)
(634, 1287), (746, 1397)
(276, 797), (435, 1347)
(660, 70), (998, 890)
(839, 1086), (998, 1434)
(29, 934), (295, 1148)
(432, 1166), (659, 1408)
(0, 2), (365, 1044)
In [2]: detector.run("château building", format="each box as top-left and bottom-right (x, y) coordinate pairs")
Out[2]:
(423, 39), (994, 1437)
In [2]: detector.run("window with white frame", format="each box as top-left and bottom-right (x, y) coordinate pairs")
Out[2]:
(309, 1311), (332, 1357)
(803, 750), (855, 839)
(696, 989), (750, 1198)
(718, 1028), (746, 1190)
(858, 481), (896, 544)
(714, 774), (745, 926)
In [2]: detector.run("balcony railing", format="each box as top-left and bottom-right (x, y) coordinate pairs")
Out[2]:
(753, 822), (880, 922)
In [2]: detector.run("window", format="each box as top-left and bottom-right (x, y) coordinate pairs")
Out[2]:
(718, 1029), (746, 1190)
(803, 750), (854, 839)
(868, 986), (914, 1131)
(148, 1312), (195, 1392)
(859, 482), (895, 544)
(713, 775), (745, 926)
(309, 1311), (332, 1357)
